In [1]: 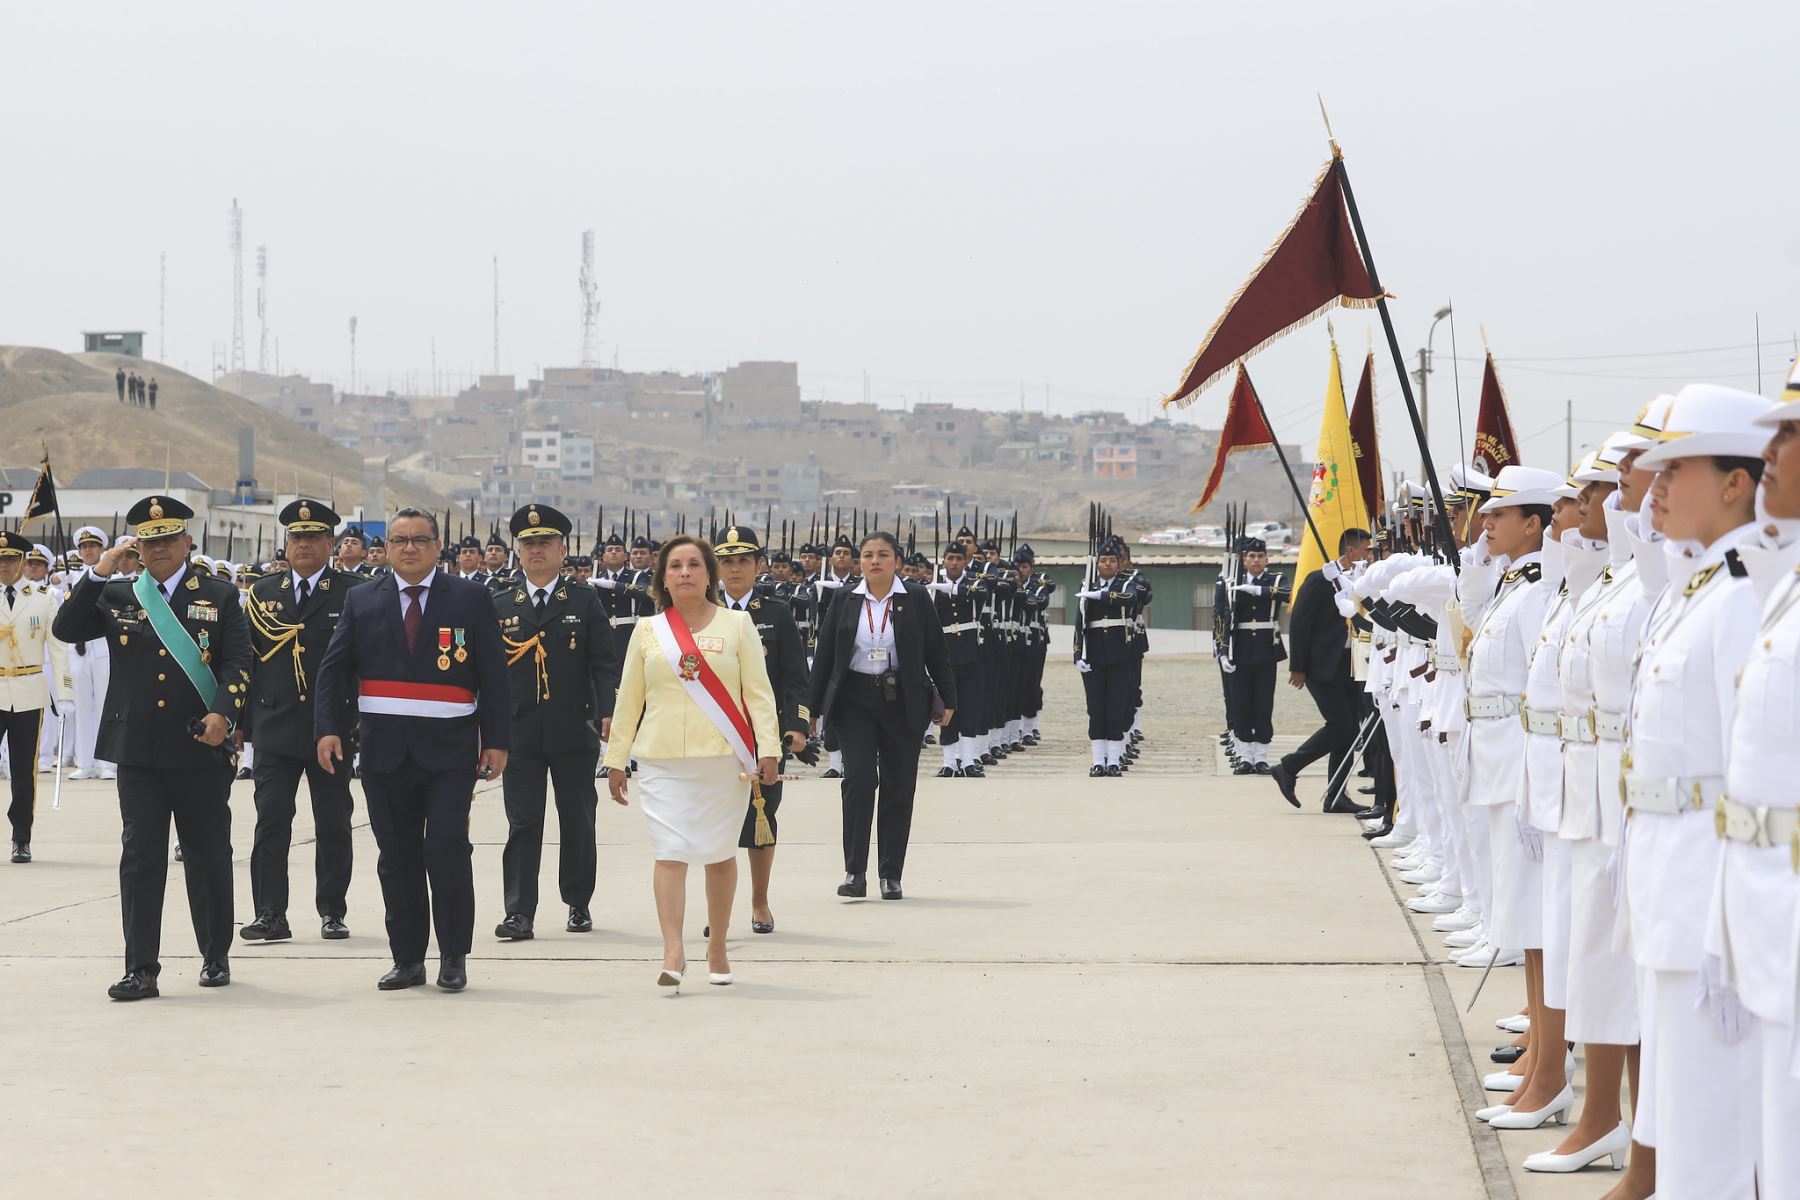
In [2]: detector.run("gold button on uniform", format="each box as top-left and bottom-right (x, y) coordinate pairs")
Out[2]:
(158, 673), (167, 681)
(158, 648), (167, 657)
(156, 700), (166, 708)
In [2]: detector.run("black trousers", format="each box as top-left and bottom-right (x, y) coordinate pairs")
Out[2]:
(1023, 640), (1047, 717)
(501, 746), (599, 917)
(249, 748), (355, 920)
(940, 660), (983, 747)
(1221, 661), (1243, 733)
(1282, 675), (1363, 794)
(3, 707), (42, 842)
(834, 674), (922, 880)
(1082, 661), (1132, 740)
(1230, 662), (1276, 744)
(117, 764), (235, 975)
(362, 754), (476, 962)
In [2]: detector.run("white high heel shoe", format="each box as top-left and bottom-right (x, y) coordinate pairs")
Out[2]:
(657, 966), (683, 994)
(1495, 1014), (1530, 1034)
(1488, 1083), (1574, 1129)
(1475, 1103), (1512, 1123)
(1482, 1051), (1575, 1092)
(1522, 1121), (1630, 1172)
(709, 971), (734, 986)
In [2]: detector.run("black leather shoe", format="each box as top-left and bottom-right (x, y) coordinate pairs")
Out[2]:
(978, 753), (999, 767)
(199, 961), (231, 987)
(1104, 764), (1122, 777)
(836, 873), (866, 898)
(108, 970), (159, 1001)
(751, 918), (775, 934)
(1358, 785), (1377, 795)
(436, 955), (467, 992)
(1360, 820), (1395, 841)
(1008, 741), (1024, 752)
(1350, 806), (1386, 822)
(9, 841), (29, 864)
(1269, 762), (1302, 809)
(234, 767), (252, 781)
(1130, 731), (1144, 744)
(495, 913), (535, 940)
(1232, 761), (1257, 776)
(934, 766), (956, 778)
(1324, 794), (1367, 816)
(1022, 733), (1040, 746)
(321, 917), (350, 940)
(378, 962), (427, 990)
(821, 768), (842, 779)
(1253, 762), (1272, 775)
(1491, 1044), (1526, 1064)
(880, 879), (903, 900)
(240, 911), (291, 942)
(961, 764), (985, 778)
(1088, 764), (1106, 778)
(567, 907), (593, 934)
(922, 734), (936, 745)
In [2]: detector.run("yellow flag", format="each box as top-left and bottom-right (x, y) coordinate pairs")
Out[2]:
(1294, 341), (1370, 593)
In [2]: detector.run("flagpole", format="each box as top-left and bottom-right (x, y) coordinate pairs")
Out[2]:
(1331, 151), (1459, 569)
(1243, 390), (1330, 565)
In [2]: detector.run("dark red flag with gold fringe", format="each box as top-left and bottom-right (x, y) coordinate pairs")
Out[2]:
(1162, 153), (1384, 409)
(1348, 349), (1383, 518)
(1471, 352), (1521, 476)
(1191, 365), (1278, 513)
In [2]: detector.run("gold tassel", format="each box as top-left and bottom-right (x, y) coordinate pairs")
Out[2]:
(751, 782), (775, 847)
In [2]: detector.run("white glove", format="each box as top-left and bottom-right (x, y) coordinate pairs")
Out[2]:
(1234, 583), (1262, 595)
(1515, 807), (1544, 862)
(1218, 656), (1236, 674)
(926, 580), (955, 594)
(1075, 658), (1092, 673)
(1333, 591), (1356, 618)
(816, 577), (844, 590)
(1697, 954), (1754, 1044)
(592, 576), (617, 590)
(1076, 588), (1105, 600)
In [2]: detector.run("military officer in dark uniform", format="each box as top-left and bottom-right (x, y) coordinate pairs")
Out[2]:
(1013, 544), (1054, 746)
(927, 541), (990, 777)
(454, 536), (484, 580)
(240, 499), (368, 943)
(715, 526), (811, 933)
(54, 495), (253, 1000)
(1225, 536), (1288, 774)
(336, 526), (373, 577)
(489, 504), (620, 940)
(365, 535), (390, 576)
(1073, 537), (1147, 777)
(814, 535), (860, 777)
(482, 531), (509, 580)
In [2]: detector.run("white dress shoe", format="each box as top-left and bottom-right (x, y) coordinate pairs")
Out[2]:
(1444, 927), (1484, 949)
(1489, 1083), (1574, 1129)
(1495, 1014), (1530, 1034)
(1407, 891), (1463, 914)
(100, 768), (116, 780)
(1433, 907), (1480, 932)
(1369, 830), (1412, 849)
(1522, 1120), (1630, 1172)
(1456, 944), (1523, 968)
(1476, 1103), (1513, 1122)
(1398, 867), (1442, 885)
(68, 767), (94, 780)
(1483, 1069), (1527, 1091)
(1450, 938), (1492, 962)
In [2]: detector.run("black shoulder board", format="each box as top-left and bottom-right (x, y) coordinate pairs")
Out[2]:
(1520, 563), (1542, 583)
(1725, 549), (1748, 578)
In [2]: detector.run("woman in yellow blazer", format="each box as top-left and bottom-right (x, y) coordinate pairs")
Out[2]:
(605, 535), (779, 991)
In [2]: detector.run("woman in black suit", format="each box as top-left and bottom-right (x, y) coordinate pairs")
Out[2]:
(809, 531), (956, 900)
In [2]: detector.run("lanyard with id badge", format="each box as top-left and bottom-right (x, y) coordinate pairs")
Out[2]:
(864, 596), (899, 700)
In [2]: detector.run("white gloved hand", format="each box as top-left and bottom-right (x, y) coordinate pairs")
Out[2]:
(1075, 658), (1092, 673)
(1333, 592), (1356, 618)
(1076, 588), (1105, 600)
(1516, 807), (1544, 862)
(592, 576), (617, 590)
(816, 577), (844, 590)
(1234, 583), (1262, 595)
(926, 580), (955, 594)
(1697, 954), (1754, 1044)
(1218, 656), (1236, 674)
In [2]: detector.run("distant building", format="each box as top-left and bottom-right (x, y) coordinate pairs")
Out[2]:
(82, 331), (145, 357)
(1092, 443), (1137, 479)
(720, 361), (801, 426)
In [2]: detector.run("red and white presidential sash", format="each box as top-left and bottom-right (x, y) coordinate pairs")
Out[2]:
(650, 607), (758, 774)
(358, 679), (478, 718)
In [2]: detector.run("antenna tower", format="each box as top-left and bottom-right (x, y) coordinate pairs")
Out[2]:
(492, 255), (501, 374)
(348, 316), (358, 396)
(256, 245), (269, 373)
(578, 230), (600, 367)
(229, 199), (246, 373)
(159, 251), (167, 363)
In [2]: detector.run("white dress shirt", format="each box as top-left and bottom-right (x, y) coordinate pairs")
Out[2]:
(291, 565), (327, 602)
(722, 587), (754, 611)
(849, 577), (898, 675)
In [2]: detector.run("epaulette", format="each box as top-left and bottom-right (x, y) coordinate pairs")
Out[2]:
(1725, 549), (1748, 578)
(1501, 562), (1543, 586)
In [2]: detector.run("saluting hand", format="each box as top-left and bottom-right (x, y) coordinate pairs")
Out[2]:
(95, 537), (138, 576)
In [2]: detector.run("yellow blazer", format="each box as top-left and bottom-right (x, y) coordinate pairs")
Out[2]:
(602, 607), (779, 771)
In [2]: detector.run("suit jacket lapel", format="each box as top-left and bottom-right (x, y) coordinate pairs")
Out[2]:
(373, 572), (411, 662)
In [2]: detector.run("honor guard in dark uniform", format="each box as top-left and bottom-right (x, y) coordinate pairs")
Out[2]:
(336, 526), (375, 577)
(1013, 544), (1054, 746)
(1073, 537), (1147, 776)
(490, 505), (620, 940)
(1225, 536), (1288, 774)
(240, 499), (369, 943)
(788, 552), (819, 661)
(365, 536), (390, 577)
(715, 526), (812, 933)
(814, 535), (860, 777)
(54, 495), (254, 999)
(1120, 544), (1151, 759)
(454, 536), (484, 581)
(482, 531), (510, 582)
(927, 540), (990, 777)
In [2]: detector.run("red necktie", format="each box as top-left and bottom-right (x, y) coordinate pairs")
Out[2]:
(403, 585), (425, 653)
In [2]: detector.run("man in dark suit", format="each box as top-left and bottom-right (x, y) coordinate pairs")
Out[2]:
(808, 532), (955, 900)
(240, 499), (369, 943)
(53, 495), (253, 1000)
(1270, 528), (1371, 810)
(716, 525), (812, 933)
(314, 507), (511, 992)
(491, 503), (619, 942)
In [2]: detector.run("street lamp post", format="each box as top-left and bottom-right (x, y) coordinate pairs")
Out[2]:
(1412, 304), (1453, 474)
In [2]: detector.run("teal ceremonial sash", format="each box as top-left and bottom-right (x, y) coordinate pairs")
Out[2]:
(132, 571), (217, 707)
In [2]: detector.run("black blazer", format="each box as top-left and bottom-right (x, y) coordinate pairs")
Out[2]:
(1287, 569), (1350, 683)
(52, 568), (253, 771)
(243, 567), (370, 760)
(809, 579), (956, 734)
(491, 576), (620, 754)
(314, 570), (512, 774)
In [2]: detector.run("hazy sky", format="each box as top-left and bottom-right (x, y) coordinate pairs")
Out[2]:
(4, 1), (1797, 480)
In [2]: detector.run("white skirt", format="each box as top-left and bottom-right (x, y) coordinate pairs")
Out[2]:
(1487, 803), (1543, 951)
(636, 756), (746, 865)
(1540, 833), (1573, 1009)
(1565, 837), (1640, 1045)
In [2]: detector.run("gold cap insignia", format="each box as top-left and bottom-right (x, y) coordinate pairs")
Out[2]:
(299, 504), (311, 520)
(727, 527), (738, 542)
(528, 507), (540, 525)
(149, 500), (164, 519)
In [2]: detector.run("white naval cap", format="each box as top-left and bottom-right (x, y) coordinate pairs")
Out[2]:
(1574, 432), (1634, 485)
(1751, 356), (1800, 427)
(113, 534), (137, 550)
(1634, 383), (1776, 469)
(1553, 457), (1590, 501)
(1478, 465), (1567, 513)
(74, 525), (106, 546)
(1614, 394), (1676, 451)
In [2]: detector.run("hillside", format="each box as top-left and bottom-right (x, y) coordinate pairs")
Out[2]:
(0, 347), (449, 513)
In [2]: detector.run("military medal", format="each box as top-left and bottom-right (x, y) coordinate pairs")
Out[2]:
(438, 627), (453, 671)
(677, 651), (701, 681)
(199, 629), (211, 664)
(454, 628), (468, 663)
